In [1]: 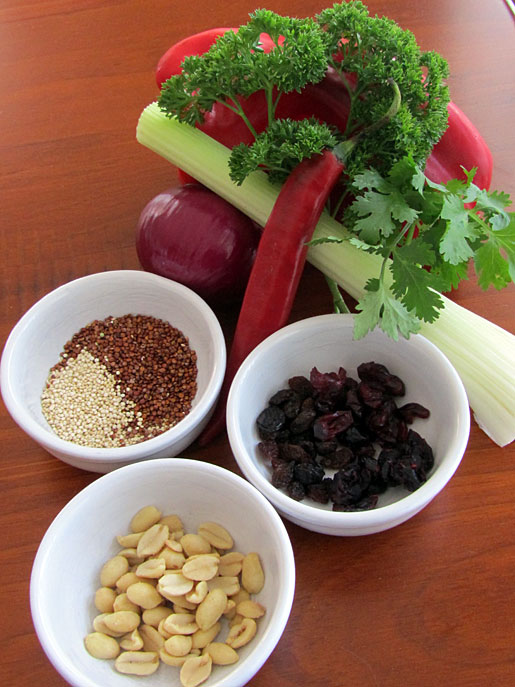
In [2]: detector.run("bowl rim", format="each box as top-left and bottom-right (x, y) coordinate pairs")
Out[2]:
(227, 313), (471, 530)
(29, 457), (296, 687)
(0, 270), (226, 464)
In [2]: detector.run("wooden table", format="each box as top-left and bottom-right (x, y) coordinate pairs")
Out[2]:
(1, 1), (514, 685)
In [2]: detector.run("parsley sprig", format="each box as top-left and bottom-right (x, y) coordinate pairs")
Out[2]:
(158, 2), (450, 186)
(312, 156), (515, 339)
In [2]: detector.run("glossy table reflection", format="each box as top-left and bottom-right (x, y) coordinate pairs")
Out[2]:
(1, 1), (514, 685)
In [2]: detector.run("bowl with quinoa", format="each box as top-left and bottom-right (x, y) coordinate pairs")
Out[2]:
(226, 313), (470, 536)
(0, 270), (226, 472)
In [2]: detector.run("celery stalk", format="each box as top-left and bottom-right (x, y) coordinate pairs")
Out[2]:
(136, 102), (515, 447)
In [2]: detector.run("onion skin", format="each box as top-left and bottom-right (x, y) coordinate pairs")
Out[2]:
(135, 184), (261, 306)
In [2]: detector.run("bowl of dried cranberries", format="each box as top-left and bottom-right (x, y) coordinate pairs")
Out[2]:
(226, 314), (470, 536)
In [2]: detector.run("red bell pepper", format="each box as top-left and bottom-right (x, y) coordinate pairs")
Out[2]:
(156, 27), (494, 190)
(198, 149), (346, 445)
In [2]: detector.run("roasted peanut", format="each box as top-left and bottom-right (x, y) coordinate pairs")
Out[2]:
(185, 580), (209, 605)
(160, 648), (195, 667)
(136, 557), (166, 578)
(180, 533), (212, 557)
(164, 634), (193, 657)
(115, 650), (159, 676)
(180, 653), (212, 687)
(84, 631), (120, 659)
(142, 606), (172, 628)
(159, 514), (184, 533)
(115, 571), (140, 593)
(103, 610), (141, 635)
(159, 548), (186, 570)
(116, 531), (143, 548)
(197, 522), (234, 550)
(182, 554), (219, 581)
(113, 592), (139, 614)
(126, 581), (163, 610)
(94, 587), (117, 614)
(93, 613), (125, 638)
(139, 623), (165, 652)
(100, 555), (129, 588)
(137, 523), (169, 558)
(236, 599), (266, 619)
(204, 642), (239, 665)
(119, 628), (144, 651)
(218, 551), (244, 577)
(163, 612), (199, 636)
(190, 622), (221, 650)
(195, 588), (227, 631)
(207, 575), (240, 597)
(226, 617), (257, 648)
(241, 553), (265, 594)
(118, 548), (145, 566)
(165, 537), (184, 553)
(158, 571), (194, 599)
(130, 505), (161, 533)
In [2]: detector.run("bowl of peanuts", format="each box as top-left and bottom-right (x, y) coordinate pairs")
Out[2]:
(30, 457), (295, 687)
(227, 313), (470, 536)
(0, 270), (226, 473)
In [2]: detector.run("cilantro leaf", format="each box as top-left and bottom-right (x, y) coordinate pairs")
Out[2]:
(390, 242), (444, 322)
(354, 278), (421, 340)
(439, 194), (480, 264)
(474, 212), (515, 288)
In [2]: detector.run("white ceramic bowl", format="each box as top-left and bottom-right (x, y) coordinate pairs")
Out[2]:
(1, 271), (226, 472)
(30, 458), (295, 687)
(227, 314), (470, 536)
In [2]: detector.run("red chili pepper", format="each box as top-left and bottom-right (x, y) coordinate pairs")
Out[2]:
(156, 28), (237, 87)
(198, 148), (345, 446)
(424, 101), (493, 189)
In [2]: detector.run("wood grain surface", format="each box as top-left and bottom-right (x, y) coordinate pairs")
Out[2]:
(1, 1), (514, 685)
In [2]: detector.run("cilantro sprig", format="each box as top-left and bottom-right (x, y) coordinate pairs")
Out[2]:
(313, 156), (515, 339)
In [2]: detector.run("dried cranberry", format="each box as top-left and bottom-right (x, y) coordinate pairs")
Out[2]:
(319, 446), (354, 470)
(295, 439), (317, 459)
(344, 387), (364, 419)
(358, 382), (385, 409)
(306, 480), (331, 504)
(312, 410), (353, 441)
(294, 462), (325, 485)
(310, 366), (346, 398)
(315, 440), (339, 455)
(257, 440), (280, 464)
(288, 375), (314, 399)
(397, 402), (431, 423)
(407, 429), (434, 472)
(279, 443), (311, 463)
(283, 396), (302, 419)
(342, 425), (371, 447)
(289, 408), (316, 434)
(287, 480), (306, 501)
(256, 405), (286, 437)
(271, 461), (295, 489)
(330, 462), (371, 506)
(269, 388), (296, 406)
(333, 494), (379, 511)
(366, 400), (399, 444)
(357, 361), (405, 396)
